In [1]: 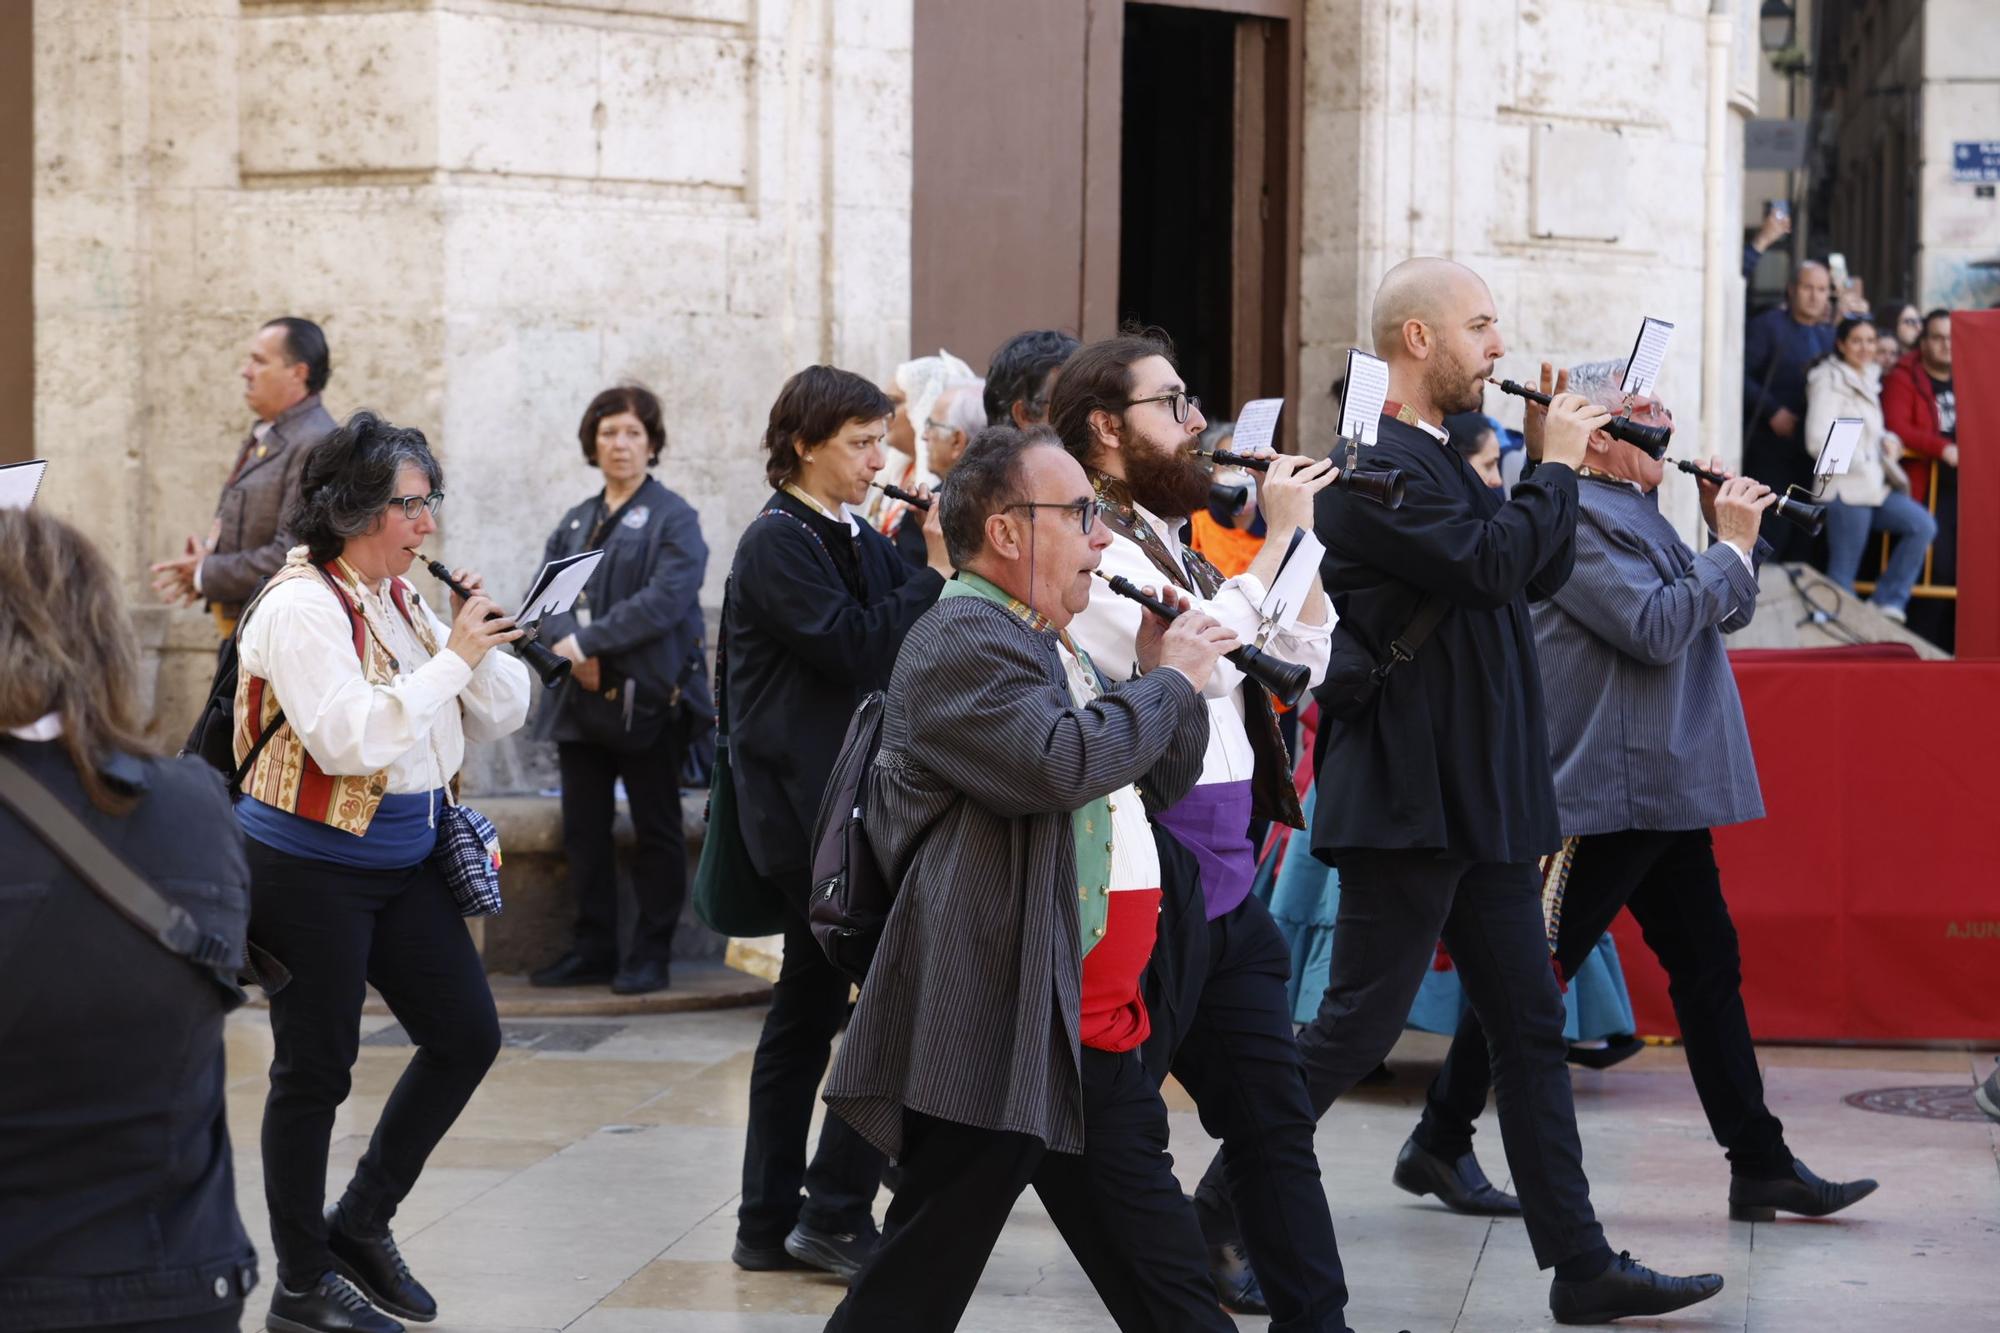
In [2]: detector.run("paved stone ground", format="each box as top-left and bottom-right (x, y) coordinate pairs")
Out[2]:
(222, 996), (1999, 1332)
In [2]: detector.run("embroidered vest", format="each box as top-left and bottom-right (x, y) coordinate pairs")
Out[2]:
(232, 554), (438, 837)
(1088, 470), (1306, 831)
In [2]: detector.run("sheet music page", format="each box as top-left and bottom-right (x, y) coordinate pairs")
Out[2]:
(518, 550), (605, 623)
(0, 460), (47, 510)
(1814, 418), (1864, 479)
(1340, 349), (1389, 444)
(1257, 526), (1324, 631)
(1230, 398), (1284, 455)
(1620, 317), (1675, 397)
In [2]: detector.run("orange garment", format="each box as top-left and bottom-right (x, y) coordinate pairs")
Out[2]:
(1188, 510), (1264, 579)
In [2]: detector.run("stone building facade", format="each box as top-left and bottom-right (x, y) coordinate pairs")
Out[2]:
(27, 0), (1770, 793)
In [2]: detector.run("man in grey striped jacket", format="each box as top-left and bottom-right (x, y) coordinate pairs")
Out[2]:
(1399, 359), (1878, 1227)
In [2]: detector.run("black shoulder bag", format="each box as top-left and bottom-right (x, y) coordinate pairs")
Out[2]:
(1317, 592), (1451, 724)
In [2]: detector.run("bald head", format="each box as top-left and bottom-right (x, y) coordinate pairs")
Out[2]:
(1368, 257), (1506, 418)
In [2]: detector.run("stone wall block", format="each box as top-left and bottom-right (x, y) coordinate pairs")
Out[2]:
(191, 189), (448, 314)
(1510, 0), (1668, 126)
(598, 31), (754, 189)
(239, 10), (439, 176)
(34, 309), (147, 578)
(35, 9), (140, 196)
(438, 12), (598, 178)
(35, 190), (142, 313)
(146, 15), (237, 190)
(824, 45), (909, 211)
(835, 0), (912, 53)
(443, 198), (729, 317)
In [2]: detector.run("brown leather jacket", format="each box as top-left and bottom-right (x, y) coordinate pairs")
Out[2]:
(201, 394), (338, 615)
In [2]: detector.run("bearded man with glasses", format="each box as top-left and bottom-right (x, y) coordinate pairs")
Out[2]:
(1050, 331), (1351, 1331)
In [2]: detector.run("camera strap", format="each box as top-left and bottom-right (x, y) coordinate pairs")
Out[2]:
(1372, 592), (1451, 683)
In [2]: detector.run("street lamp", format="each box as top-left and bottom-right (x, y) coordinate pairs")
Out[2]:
(1760, 0), (1796, 53)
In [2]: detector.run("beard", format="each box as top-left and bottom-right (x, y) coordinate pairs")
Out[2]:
(1122, 429), (1211, 519)
(1423, 349), (1489, 416)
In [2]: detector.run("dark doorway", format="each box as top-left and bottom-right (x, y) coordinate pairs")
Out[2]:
(1119, 4), (1238, 415)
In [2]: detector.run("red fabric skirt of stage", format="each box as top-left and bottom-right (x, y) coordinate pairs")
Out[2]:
(1610, 646), (2000, 1043)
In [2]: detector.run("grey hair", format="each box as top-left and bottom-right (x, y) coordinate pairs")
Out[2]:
(939, 424), (1058, 567)
(940, 379), (987, 442)
(288, 410), (444, 564)
(1564, 360), (1628, 411)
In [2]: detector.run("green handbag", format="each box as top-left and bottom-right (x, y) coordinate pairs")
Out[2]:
(692, 579), (790, 937)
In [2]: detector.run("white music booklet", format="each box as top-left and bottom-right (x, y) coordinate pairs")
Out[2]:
(1814, 418), (1864, 480)
(0, 459), (48, 510)
(518, 550), (605, 625)
(1339, 349), (1390, 444)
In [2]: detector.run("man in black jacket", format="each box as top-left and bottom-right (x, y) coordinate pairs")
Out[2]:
(1300, 258), (1722, 1326)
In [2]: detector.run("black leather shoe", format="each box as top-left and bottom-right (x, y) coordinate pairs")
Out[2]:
(1207, 1240), (1269, 1315)
(326, 1207), (436, 1323)
(267, 1273), (405, 1333)
(1392, 1137), (1522, 1216)
(530, 950), (616, 987)
(731, 1236), (809, 1272)
(1567, 1034), (1645, 1070)
(610, 958), (672, 995)
(783, 1220), (879, 1282)
(1550, 1251), (1724, 1325)
(1728, 1159), (1879, 1221)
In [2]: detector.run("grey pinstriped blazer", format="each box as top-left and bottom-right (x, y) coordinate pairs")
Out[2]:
(822, 593), (1208, 1159)
(1535, 478), (1767, 837)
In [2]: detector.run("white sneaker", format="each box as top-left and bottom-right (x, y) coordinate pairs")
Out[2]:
(1879, 605), (1908, 624)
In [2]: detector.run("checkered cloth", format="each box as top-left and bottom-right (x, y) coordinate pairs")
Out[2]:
(432, 803), (503, 917)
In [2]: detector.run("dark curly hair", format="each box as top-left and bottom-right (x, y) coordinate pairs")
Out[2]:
(983, 329), (1080, 427)
(288, 411), (443, 565)
(578, 384), (666, 467)
(760, 365), (893, 488)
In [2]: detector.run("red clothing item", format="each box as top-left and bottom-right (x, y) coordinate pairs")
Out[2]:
(1079, 886), (1161, 1052)
(1882, 351), (1952, 503)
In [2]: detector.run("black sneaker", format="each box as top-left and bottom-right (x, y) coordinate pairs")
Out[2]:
(326, 1206), (436, 1322)
(267, 1272), (404, 1333)
(783, 1220), (879, 1282)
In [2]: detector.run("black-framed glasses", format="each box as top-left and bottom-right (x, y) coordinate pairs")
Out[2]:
(1126, 389), (1200, 424)
(1005, 498), (1101, 534)
(386, 491), (445, 521)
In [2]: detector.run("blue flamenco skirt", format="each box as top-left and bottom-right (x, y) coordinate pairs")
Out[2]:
(1256, 786), (1636, 1040)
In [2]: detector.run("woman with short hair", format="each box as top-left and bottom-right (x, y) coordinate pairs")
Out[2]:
(234, 411), (531, 1333)
(727, 365), (951, 1281)
(530, 384), (709, 996)
(0, 508), (257, 1333)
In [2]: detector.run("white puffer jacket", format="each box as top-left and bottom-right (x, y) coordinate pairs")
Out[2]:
(1805, 356), (1905, 508)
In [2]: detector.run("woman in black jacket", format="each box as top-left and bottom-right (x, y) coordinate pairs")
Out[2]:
(532, 385), (710, 996)
(728, 365), (951, 1280)
(0, 509), (257, 1333)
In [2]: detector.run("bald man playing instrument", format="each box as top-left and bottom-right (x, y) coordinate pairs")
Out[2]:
(1204, 259), (1724, 1326)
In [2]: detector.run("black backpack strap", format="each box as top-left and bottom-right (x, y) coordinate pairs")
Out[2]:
(1371, 593), (1451, 682)
(0, 749), (237, 974)
(231, 706), (286, 793)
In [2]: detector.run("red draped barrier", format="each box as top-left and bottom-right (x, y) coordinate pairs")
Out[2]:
(1610, 648), (2000, 1042)
(1953, 309), (2000, 659)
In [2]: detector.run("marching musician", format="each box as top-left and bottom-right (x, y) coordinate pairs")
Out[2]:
(1049, 332), (1349, 1327)
(1279, 257), (1723, 1326)
(1398, 358), (1879, 1228)
(822, 425), (1233, 1331)
(233, 412), (531, 1333)
(726, 366), (952, 1282)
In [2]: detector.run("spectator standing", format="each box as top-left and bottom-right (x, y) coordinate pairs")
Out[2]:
(1744, 263), (1835, 560)
(529, 385), (709, 997)
(984, 329), (1081, 427)
(1444, 410), (1505, 491)
(1, 509), (258, 1333)
(1882, 309), (1959, 645)
(1807, 316), (1936, 621)
(150, 318), (339, 634)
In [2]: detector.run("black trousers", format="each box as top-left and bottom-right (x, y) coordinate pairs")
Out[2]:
(247, 840), (502, 1288)
(825, 1049), (1232, 1333)
(737, 877), (883, 1247)
(1178, 895), (1349, 1332)
(1217, 850), (1607, 1270)
(557, 734), (688, 967)
(1414, 829), (1792, 1178)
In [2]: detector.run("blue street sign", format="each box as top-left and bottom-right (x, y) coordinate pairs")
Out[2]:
(1953, 141), (2000, 184)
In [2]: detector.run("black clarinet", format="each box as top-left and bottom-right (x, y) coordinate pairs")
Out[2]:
(1673, 460), (1826, 536)
(1097, 572), (1310, 707)
(424, 559), (572, 688)
(874, 481), (932, 511)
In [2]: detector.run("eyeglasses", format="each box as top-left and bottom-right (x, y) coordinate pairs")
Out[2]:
(1127, 389), (1201, 425)
(1005, 499), (1101, 534)
(923, 417), (950, 436)
(386, 491), (445, 520)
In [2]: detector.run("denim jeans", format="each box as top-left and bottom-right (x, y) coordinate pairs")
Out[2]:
(1823, 493), (1936, 612)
